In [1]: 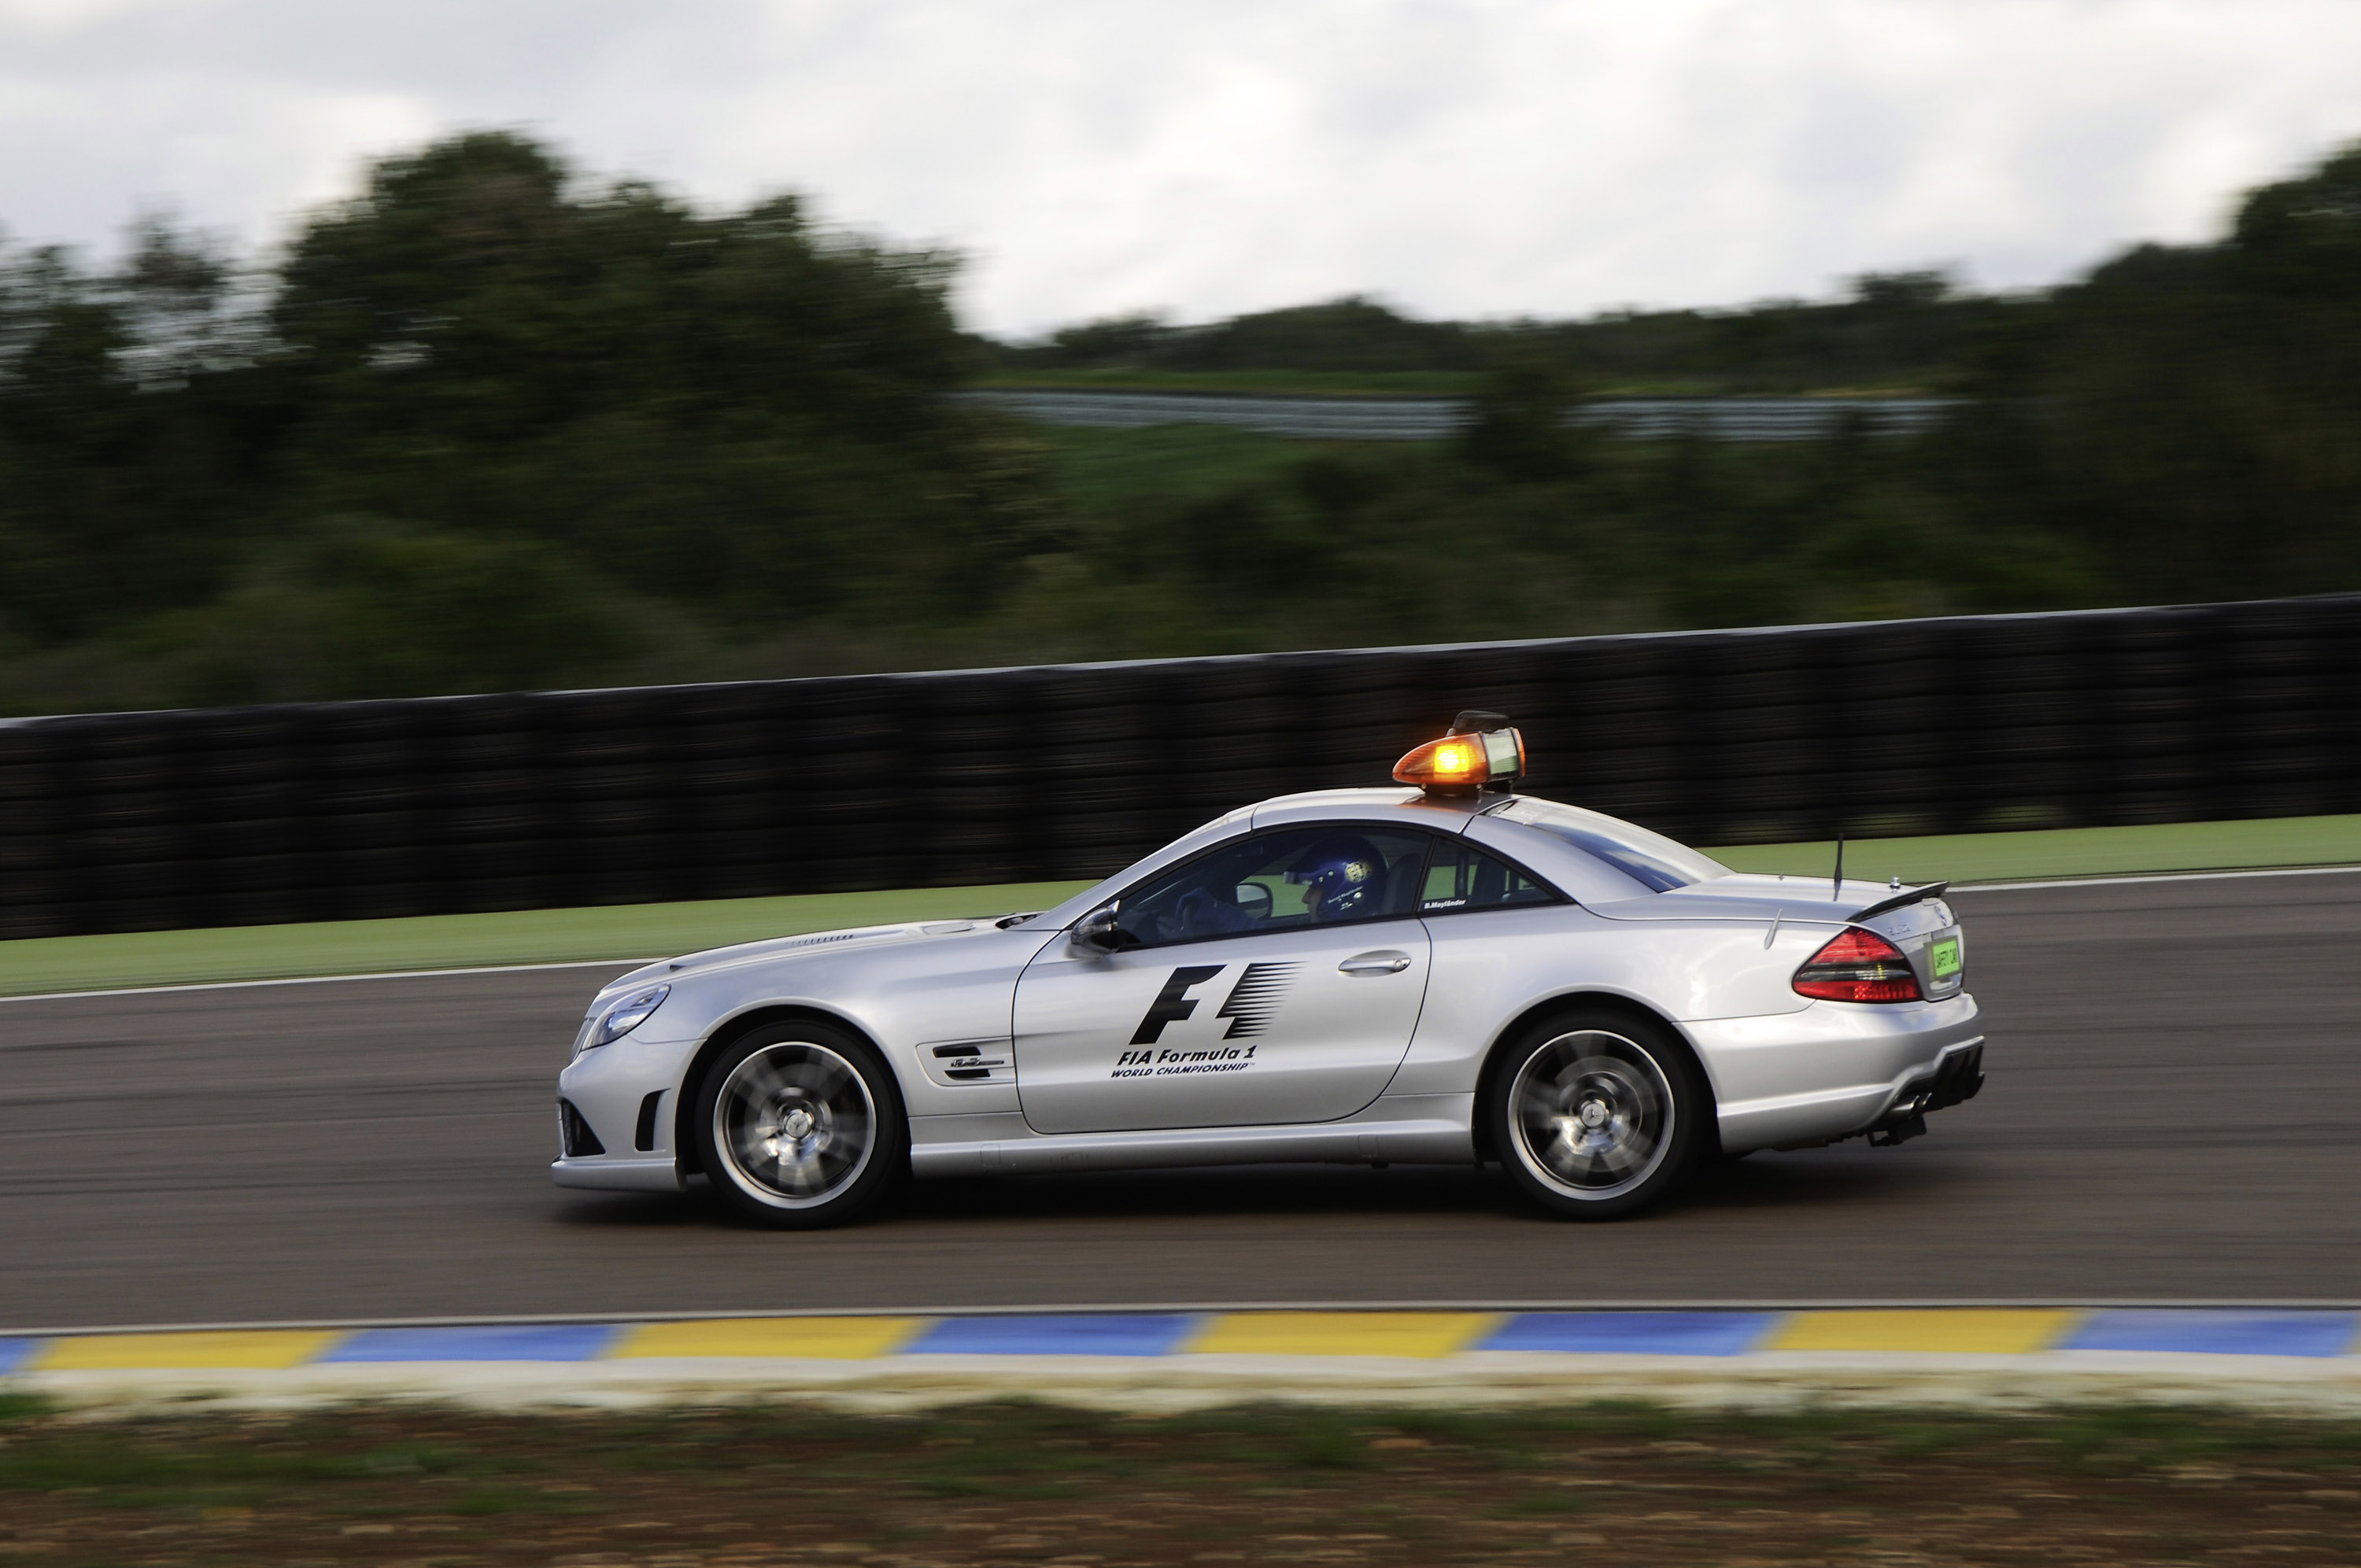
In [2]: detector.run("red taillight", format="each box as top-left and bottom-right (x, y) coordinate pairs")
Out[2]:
(1794, 927), (1923, 1003)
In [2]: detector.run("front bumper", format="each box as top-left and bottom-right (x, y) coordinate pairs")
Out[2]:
(552, 1153), (686, 1191)
(550, 1031), (700, 1191)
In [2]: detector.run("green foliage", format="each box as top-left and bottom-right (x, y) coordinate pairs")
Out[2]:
(1039, 422), (1332, 513)
(999, 295), (1483, 374)
(978, 367), (1486, 394)
(0, 131), (1065, 710)
(1965, 142), (2361, 605)
(992, 274), (1988, 393)
(1458, 363), (1595, 481)
(127, 515), (643, 704)
(1, 131), (2359, 714)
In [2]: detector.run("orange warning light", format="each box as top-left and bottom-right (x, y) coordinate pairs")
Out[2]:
(1395, 737), (1487, 788)
(1393, 713), (1526, 793)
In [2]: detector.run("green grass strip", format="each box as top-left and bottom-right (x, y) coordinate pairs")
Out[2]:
(1702, 811), (2361, 887)
(0, 882), (1093, 998)
(5, 813), (2359, 998)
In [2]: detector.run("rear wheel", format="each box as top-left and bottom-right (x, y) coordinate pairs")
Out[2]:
(693, 1020), (905, 1229)
(1487, 1009), (1705, 1220)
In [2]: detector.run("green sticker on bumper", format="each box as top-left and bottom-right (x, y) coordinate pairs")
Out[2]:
(1930, 937), (1962, 979)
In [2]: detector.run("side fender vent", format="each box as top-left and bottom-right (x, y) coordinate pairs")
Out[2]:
(924, 1039), (1016, 1087)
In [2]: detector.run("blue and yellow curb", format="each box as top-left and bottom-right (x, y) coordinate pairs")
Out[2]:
(5, 1308), (2359, 1374)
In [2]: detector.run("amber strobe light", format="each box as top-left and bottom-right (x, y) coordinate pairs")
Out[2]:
(1792, 927), (1923, 1003)
(1394, 712), (1526, 792)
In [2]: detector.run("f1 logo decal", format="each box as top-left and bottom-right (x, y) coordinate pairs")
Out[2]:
(1216, 961), (1301, 1038)
(1130, 965), (1224, 1045)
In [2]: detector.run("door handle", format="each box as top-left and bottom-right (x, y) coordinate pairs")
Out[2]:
(1339, 951), (1413, 976)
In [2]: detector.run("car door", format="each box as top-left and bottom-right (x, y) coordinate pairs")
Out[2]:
(1013, 825), (1439, 1135)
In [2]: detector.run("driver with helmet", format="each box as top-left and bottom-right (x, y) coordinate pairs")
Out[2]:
(1172, 834), (1390, 939)
(1287, 834), (1388, 921)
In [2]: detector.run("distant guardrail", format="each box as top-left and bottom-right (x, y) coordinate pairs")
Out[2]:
(2, 593), (2355, 939)
(960, 389), (1962, 441)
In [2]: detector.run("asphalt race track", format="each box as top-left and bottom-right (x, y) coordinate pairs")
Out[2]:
(6, 871), (2358, 1330)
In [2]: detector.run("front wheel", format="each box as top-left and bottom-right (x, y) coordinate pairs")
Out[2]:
(1486, 1009), (1705, 1220)
(693, 1020), (906, 1229)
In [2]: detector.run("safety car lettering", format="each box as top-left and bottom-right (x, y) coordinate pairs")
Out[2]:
(1110, 1042), (1258, 1078)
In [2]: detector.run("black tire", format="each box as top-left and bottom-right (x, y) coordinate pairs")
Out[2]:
(692, 1018), (907, 1229)
(1485, 1007), (1706, 1220)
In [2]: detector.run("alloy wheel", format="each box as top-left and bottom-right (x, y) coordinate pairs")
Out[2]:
(1507, 1029), (1676, 1201)
(711, 1041), (878, 1208)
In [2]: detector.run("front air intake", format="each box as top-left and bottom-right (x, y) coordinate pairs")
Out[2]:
(558, 1099), (606, 1158)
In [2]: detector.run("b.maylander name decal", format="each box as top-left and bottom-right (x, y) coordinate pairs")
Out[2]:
(1111, 961), (1302, 1078)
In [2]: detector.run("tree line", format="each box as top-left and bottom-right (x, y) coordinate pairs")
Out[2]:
(989, 269), (1991, 393)
(1, 131), (2356, 714)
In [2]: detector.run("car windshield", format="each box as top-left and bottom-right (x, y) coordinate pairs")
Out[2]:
(1490, 799), (1728, 894)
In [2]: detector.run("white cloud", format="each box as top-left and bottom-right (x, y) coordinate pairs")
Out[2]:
(1, 0), (2356, 333)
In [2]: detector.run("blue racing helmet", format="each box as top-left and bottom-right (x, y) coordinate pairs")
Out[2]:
(1286, 835), (1387, 921)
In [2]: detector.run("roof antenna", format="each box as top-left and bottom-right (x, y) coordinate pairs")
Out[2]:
(1831, 832), (1845, 901)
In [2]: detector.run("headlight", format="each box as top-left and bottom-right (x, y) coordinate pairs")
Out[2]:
(587, 983), (671, 1049)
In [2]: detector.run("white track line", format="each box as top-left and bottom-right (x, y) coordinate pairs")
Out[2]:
(6, 861), (2360, 1005)
(7, 1299), (2358, 1338)
(0, 957), (658, 1005)
(1956, 863), (2361, 892)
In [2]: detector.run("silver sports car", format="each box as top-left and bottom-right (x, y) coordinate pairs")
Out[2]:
(553, 714), (1982, 1226)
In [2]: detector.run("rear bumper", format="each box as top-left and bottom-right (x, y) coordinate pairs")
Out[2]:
(1890, 1036), (1987, 1116)
(1692, 994), (1986, 1154)
(1857, 1038), (1986, 1148)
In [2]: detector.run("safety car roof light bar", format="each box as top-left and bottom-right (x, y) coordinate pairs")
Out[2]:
(1393, 710), (1527, 795)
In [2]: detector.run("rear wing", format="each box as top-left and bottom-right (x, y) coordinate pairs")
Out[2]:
(1848, 881), (1951, 923)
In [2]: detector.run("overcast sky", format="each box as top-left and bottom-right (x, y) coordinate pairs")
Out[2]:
(4, 0), (2359, 336)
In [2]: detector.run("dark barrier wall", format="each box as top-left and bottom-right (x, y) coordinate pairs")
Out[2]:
(4, 593), (2358, 940)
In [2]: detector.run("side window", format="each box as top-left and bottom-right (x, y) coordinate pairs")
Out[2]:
(1114, 827), (1436, 947)
(1419, 844), (1560, 915)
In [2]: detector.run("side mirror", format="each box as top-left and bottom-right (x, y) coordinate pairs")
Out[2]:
(1070, 902), (1123, 954)
(1233, 882), (1273, 921)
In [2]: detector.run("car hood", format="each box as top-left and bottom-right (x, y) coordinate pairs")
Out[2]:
(592, 916), (1022, 1005)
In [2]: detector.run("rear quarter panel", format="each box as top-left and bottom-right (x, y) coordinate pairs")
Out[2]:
(1387, 905), (1838, 1099)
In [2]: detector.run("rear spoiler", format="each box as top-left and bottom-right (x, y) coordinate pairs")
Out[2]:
(1848, 881), (1951, 923)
